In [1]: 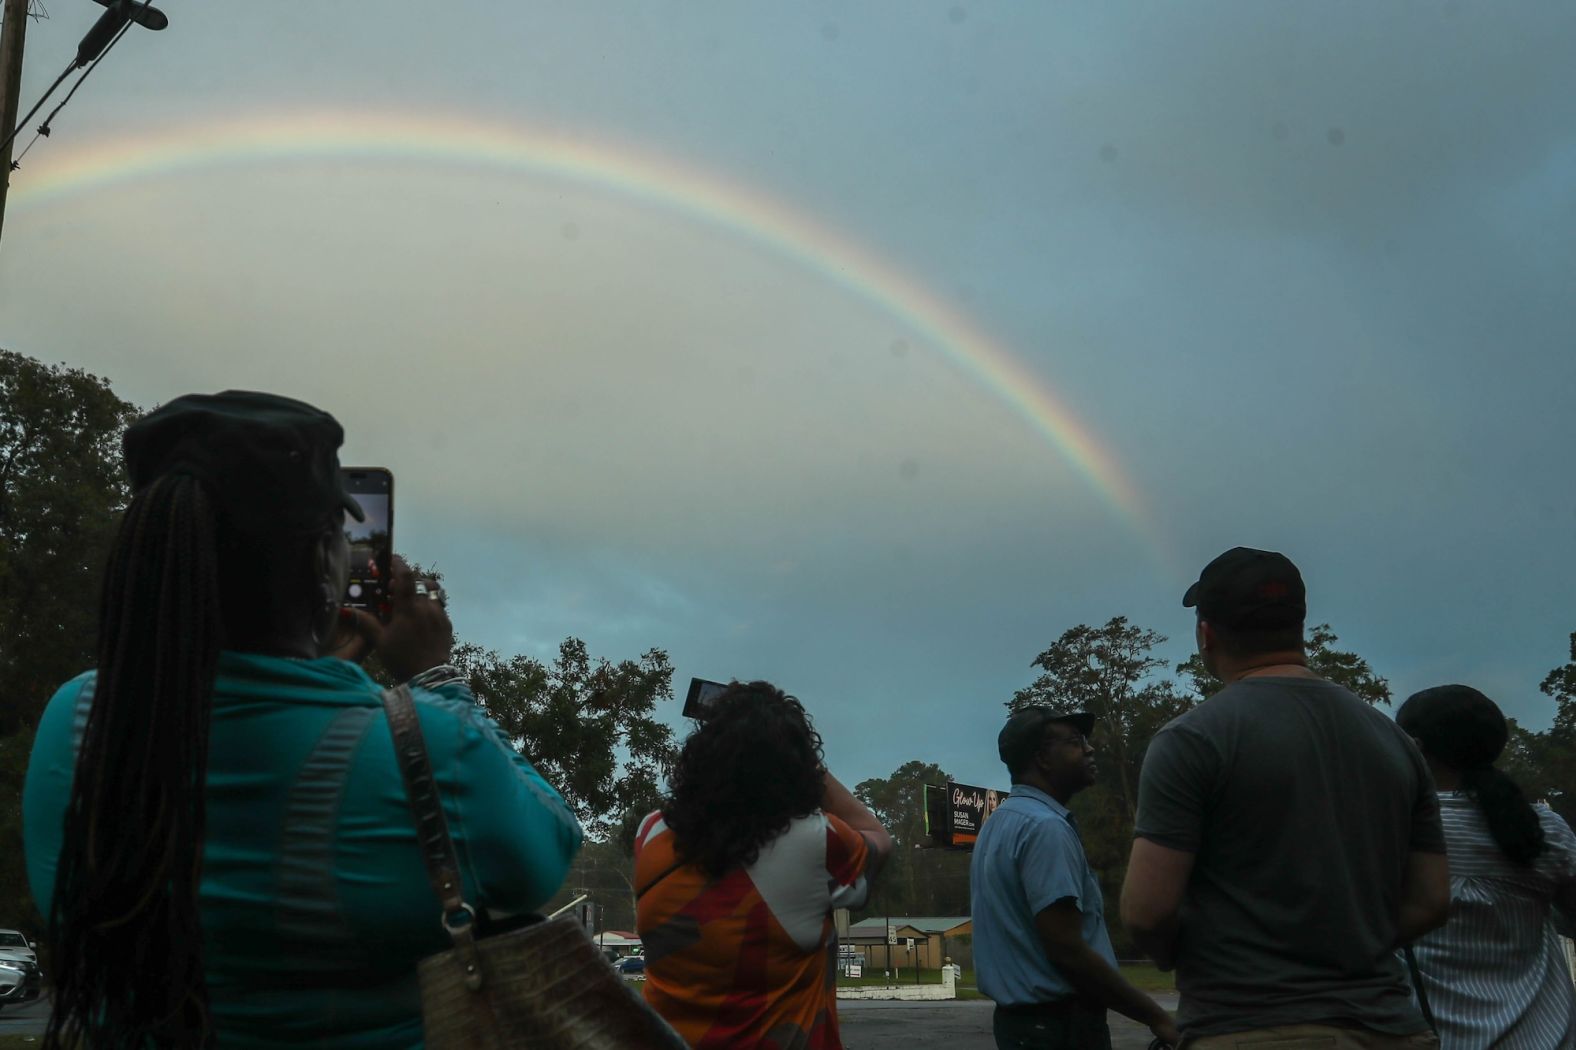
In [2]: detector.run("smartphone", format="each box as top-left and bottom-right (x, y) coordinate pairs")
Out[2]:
(341, 467), (393, 613)
(682, 677), (731, 721)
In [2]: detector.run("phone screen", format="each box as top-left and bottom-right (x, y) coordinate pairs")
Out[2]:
(341, 468), (393, 612)
(683, 678), (731, 720)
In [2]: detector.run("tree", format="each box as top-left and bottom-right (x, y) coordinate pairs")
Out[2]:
(545, 837), (640, 937)
(0, 726), (38, 940)
(1540, 632), (1576, 734)
(1526, 633), (1576, 827)
(0, 349), (138, 734)
(855, 760), (971, 918)
(1306, 625), (1391, 706)
(1010, 617), (1194, 824)
(454, 638), (679, 839)
(0, 349), (138, 940)
(1175, 623), (1390, 705)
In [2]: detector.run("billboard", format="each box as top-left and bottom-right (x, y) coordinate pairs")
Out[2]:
(923, 781), (1008, 849)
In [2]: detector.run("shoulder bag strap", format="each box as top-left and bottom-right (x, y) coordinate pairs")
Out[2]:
(382, 685), (488, 993)
(1403, 945), (1438, 1033)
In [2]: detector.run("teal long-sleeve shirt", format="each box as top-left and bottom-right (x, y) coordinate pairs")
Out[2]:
(23, 652), (584, 1048)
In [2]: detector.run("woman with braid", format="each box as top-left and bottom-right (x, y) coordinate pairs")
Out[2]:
(1396, 685), (1576, 1049)
(22, 392), (582, 1048)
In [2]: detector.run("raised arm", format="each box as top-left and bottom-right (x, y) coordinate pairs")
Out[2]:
(820, 771), (894, 878)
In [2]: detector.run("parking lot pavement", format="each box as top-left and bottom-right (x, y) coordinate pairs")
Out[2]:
(0, 990), (1182, 1045)
(840, 994), (1180, 1049)
(0, 995), (49, 1036)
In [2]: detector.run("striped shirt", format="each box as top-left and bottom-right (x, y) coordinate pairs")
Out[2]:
(1409, 791), (1576, 1049)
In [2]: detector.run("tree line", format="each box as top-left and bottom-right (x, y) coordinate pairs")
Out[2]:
(4, 347), (1573, 952)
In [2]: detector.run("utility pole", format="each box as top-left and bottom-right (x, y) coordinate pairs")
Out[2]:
(0, 0), (168, 255)
(0, 0), (30, 248)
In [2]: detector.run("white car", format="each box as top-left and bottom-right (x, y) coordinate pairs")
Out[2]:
(0, 930), (43, 1010)
(0, 930), (37, 966)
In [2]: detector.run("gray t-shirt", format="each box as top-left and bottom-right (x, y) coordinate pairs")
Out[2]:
(1134, 675), (1446, 1038)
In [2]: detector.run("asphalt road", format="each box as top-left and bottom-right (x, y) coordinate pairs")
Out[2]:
(841, 994), (1180, 1049)
(0, 993), (1180, 1045)
(0, 995), (48, 1036)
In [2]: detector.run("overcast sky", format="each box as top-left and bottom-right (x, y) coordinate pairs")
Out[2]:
(2, 2), (1573, 790)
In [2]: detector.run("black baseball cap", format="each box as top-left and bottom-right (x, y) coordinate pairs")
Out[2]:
(998, 705), (1096, 773)
(123, 391), (363, 535)
(1183, 547), (1305, 630)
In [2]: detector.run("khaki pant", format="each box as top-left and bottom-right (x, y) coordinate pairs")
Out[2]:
(1184, 1025), (1438, 1049)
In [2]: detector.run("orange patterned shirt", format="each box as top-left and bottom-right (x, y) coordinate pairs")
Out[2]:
(634, 811), (871, 1049)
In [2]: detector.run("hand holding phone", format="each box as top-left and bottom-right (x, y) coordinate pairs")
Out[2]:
(378, 556), (455, 682)
(324, 607), (382, 665)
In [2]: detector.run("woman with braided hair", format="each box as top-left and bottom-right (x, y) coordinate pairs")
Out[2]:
(1396, 684), (1576, 1049)
(22, 391), (582, 1049)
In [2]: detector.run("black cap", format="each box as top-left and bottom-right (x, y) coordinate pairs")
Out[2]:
(123, 391), (363, 535)
(998, 705), (1096, 774)
(1182, 547), (1305, 630)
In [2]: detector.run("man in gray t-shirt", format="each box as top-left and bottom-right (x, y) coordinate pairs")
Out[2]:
(1120, 547), (1450, 1047)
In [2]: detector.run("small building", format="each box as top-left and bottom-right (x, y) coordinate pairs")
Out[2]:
(593, 930), (642, 958)
(844, 916), (973, 972)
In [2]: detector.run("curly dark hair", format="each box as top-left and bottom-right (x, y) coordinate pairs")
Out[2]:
(1397, 684), (1546, 867)
(662, 681), (825, 879)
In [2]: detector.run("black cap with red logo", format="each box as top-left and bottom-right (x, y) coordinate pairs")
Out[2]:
(1182, 547), (1306, 630)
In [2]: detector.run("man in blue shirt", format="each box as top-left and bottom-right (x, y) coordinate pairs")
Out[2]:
(971, 706), (1177, 1050)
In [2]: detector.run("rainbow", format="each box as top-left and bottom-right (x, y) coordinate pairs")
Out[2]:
(11, 110), (1156, 549)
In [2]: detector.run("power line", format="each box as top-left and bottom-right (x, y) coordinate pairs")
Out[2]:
(0, 55), (70, 157)
(10, 18), (129, 167)
(0, 0), (165, 158)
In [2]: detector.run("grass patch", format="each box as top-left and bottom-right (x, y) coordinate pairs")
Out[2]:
(0, 1037), (43, 1048)
(1118, 963), (1176, 993)
(838, 963), (1174, 997)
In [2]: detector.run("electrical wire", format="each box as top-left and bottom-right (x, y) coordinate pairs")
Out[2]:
(2, 0), (156, 164)
(10, 18), (131, 167)
(0, 59), (75, 157)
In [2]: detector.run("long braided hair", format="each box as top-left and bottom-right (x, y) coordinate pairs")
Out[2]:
(1397, 684), (1547, 868)
(44, 472), (224, 1049)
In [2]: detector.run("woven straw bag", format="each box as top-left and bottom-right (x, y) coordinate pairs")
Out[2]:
(382, 685), (688, 1049)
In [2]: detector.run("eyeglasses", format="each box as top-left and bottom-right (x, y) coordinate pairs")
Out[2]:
(1042, 731), (1090, 749)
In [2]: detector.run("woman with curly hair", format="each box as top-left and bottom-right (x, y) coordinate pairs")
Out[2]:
(1396, 685), (1576, 1049)
(633, 681), (892, 1049)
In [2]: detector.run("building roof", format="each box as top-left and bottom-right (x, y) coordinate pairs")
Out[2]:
(847, 916), (971, 935)
(594, 931), (641, 945)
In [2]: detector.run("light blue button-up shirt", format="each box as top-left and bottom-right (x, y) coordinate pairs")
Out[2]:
(969, 782), (1117, 1005)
